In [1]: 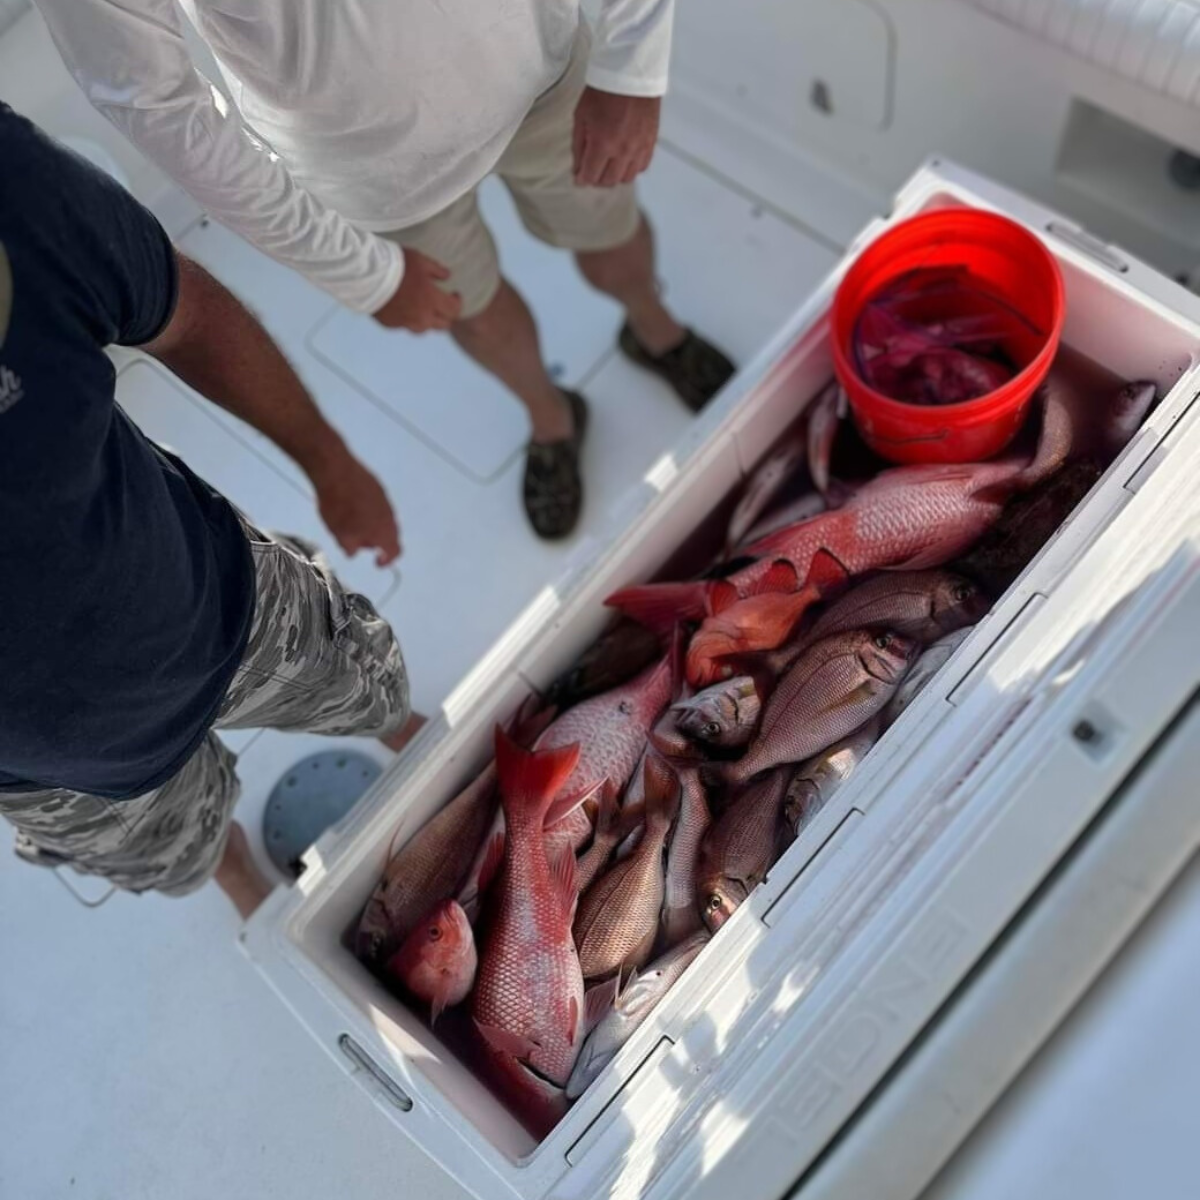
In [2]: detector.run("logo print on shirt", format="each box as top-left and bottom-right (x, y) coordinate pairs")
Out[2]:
(0, 242), (22, 414)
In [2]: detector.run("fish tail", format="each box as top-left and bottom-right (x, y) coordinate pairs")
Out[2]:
(643, 756), (682, 833)
(593, 781), (620, 838)
(605, 582), (710, 633)
(494, 726), (581, 835)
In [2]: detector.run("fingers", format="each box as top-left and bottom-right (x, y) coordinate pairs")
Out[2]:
(377, 516), (402, 566)
(427, 289), (462, 332)
(409, 248), (452, 283)
(408, 287), (461, 333)
(572, 115), (588, 181)
(598, 157), (623, 189)
(623, 143), (655, 184)
(575, 136), (610, 188)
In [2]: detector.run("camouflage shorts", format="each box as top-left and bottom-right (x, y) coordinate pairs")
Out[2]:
(0, 522), (409, 896)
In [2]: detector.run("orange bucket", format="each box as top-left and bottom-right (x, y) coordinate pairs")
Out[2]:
(832, 209), (1065, 463)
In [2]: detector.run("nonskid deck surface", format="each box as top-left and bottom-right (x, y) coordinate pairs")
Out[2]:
(0, 130), (842, 1198)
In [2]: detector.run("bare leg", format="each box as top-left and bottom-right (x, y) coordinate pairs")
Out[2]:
(213, 821), (272, 919)
(382, 710), (427, 754)
(453, 282), (573, 443)
(576, 217), (685, 355)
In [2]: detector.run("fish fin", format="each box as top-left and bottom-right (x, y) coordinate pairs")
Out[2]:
(544, 778), (603, 831)
(567, 996), (581, 1045)
(430, 997), (448, 1027)
(475, 1021), (541, 1061)
(643, 757), (682, 831)
(666, 624), (691, 704)
(510, 701), (558, 748)
(475, 830), (507, 901)
(592, 781), (620, 837)
(707, 579), (742, 615)
(584, 974), (622, 1036)
(651, 717), (706, 762)
(752, 559), (801, 596)
(549, 843), (577, 915)
(605, 582), (710, 633)
(616, 798), (646, 841)
(806, 548), (851, 594)
(810, 680), (881, 718)
(717, 653), (783, 702)
(494, 726), (581, 833)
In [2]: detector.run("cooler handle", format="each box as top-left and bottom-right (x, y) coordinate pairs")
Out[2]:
(338, 1033), (413, 1113)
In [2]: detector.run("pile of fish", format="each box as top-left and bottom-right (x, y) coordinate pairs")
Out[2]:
(354, 352), (1156, 1138)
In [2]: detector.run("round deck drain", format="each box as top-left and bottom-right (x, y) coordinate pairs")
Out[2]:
(263, 750), (382, 877)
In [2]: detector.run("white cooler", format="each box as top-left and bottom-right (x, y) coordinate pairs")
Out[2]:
(242, 160), (1200, 1200)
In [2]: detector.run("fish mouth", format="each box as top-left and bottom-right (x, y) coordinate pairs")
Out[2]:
(515, 1058), (565, 1089)
(355, 920), (388, 965)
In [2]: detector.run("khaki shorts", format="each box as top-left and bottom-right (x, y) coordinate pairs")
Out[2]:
(382, 32), (642, 318)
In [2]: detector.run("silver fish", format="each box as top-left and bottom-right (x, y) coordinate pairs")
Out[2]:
(716, 630), (915, 789)
(740, 490), (828, 549)
(697, 768), (791, 930)
(660, 767), (712, 947)
(565, 932), (709, 1100)
(783, 719), (880, 836)
(807, 381), (844, 495)
(724, 419), (812, 553)
(758, 567), (985, 680)
(671, 676), (761, 749)
(882, 627), (972, 727)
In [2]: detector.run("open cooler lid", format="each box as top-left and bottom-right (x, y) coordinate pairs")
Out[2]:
(242, 160), (1200, 1200)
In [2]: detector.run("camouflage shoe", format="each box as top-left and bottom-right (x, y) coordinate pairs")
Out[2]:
(619, 324), (736, 413)
(523, 390), (589, 540)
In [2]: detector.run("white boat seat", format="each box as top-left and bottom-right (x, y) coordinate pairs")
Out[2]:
(960, 0), (1200, 109)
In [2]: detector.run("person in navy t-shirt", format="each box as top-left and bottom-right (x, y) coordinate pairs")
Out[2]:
(0, 105), (421, 917)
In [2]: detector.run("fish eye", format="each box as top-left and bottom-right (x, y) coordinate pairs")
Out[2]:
(706, 894), (723, 913)
(703, 722), (721, 737)
(953, 582), (975, 602)
(428, 926), (442, 942)
(873, 633), (893, 649)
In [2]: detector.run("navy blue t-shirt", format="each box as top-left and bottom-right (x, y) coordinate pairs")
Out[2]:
(0, 106), (256, 800)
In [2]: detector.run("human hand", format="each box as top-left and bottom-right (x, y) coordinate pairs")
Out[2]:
(573, 87), (661, 187)
(311, 450), (402, 566)
(373, 249), (462, 332)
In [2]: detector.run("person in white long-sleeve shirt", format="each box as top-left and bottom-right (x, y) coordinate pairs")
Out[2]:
(36, 0), (736, 539)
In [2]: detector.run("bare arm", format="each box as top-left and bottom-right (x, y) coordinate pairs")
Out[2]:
(144, 252), (401, 565)
(36, 0), (402, 314)
(574, 0), (675, 186)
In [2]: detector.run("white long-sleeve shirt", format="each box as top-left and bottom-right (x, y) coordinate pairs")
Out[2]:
(35, 0), (675, 312)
